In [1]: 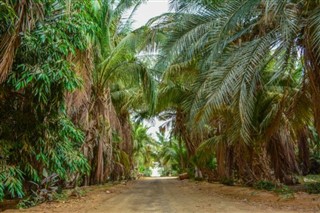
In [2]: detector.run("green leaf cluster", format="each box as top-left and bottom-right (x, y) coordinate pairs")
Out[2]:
(0, 0), (94, 201)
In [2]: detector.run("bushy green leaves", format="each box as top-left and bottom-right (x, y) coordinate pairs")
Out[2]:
(35, 117), (89, 178)
(0, 0), (94, 201)
(0, 166), (24, 200)
(0, 2), (15, 33)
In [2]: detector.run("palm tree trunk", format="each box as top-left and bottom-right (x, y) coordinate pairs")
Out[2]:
(234, 142), (273, 185)
(175, 109), (194, 162)
(176, 108), (205, 177)
(216, 142), (234, 180)
(119, 113), (134, 170)
(267, 130), (300, 184)
(89, 88), (113, 184)
(95, 132), (105, 183)
(298, 127), (310, 175)
(304, 31), (320, 138)
(178, 138), (185, 172)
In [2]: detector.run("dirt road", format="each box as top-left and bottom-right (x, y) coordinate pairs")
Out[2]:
(4, 177), (320, 213)
(89, 177), (290, 213)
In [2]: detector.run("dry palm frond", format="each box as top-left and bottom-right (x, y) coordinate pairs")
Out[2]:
(66, 49), (93, 128)
(0, 1), (44, 82)
(0, 32), (18, 82)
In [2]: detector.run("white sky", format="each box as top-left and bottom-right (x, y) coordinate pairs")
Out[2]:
(143, 117), (168, 140)
(132, 0), (169, 29)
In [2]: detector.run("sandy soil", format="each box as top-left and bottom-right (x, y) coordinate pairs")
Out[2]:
(3, 177), (320, 213)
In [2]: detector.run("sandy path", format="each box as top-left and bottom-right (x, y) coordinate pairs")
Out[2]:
(4, 177), (320, 213)
(90, 177), (290, 213)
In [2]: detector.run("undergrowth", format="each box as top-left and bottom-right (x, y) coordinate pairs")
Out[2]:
(220, 178), (234, 186)
(253, 180), (295, 200)
(305, 182), (320, 194)
(253, 180), (275, 191)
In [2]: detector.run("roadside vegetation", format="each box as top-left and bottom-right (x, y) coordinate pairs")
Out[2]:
(2, 0), (320, 210)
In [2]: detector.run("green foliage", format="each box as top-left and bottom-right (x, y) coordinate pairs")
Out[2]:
(3, 0), (320, 208)
(274, 185), (295, 200)
(158, 133), (187, 175)
(17, 198), (37, 209)
(305, 183), (320, 194)
(159, 167), (179, 177)
(208, 158), (218, 170)
(308, 127), (320, 173)
(300, 175), (320, 183)
(0, 166), (24, 201)
(139, 166), (152, 177)
(18, 170), (60, 209)
(83, 0), (157, 183)
(148, 0), (316, 186)
(52, 190), (70, 202)
(0, 0), (94, 201)
(254, 181), (276, 191)
(133, 123), (158, 170)
(0, 2), (15, 33)
(220, 178), (235, 186)
(194, 139), (218, 171)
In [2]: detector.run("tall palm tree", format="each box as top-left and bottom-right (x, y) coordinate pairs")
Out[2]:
(154, 59), (212, 177)
(150, 0), (316, 184)
(67, 0), (157, 184)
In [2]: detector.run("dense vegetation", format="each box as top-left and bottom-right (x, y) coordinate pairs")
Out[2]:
(1, 0), (320, 207)
(151, 0), (320, 185)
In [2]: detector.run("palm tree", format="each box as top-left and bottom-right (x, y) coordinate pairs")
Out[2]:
(160, 0), (318, 139)
(66, 0), (157, 184)
(158, 133), (187, 176)
(154, 59), (212, 177)
(132, 123), (158, 177)
(150, 0), (316, 184)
